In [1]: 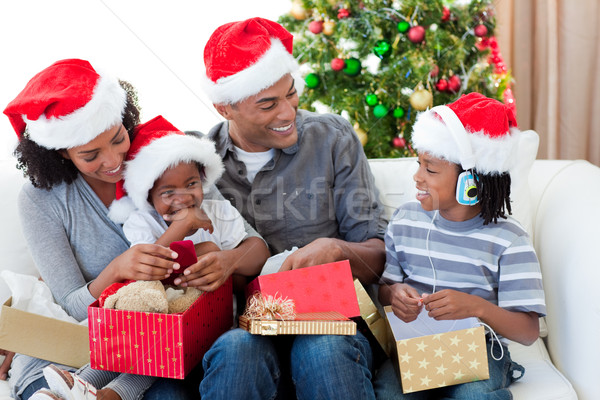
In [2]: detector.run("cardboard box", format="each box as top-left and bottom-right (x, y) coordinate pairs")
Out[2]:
(353, 279), (392, 357)
(245, 260), (360, 318)
(384, 306), (489, 393)
(89, 278), (233, 379)
(0, 298), (89, 368)
(239, 311), (357, 336)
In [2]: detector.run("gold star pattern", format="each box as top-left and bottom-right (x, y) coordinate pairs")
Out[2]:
(395, 326), (489, 394)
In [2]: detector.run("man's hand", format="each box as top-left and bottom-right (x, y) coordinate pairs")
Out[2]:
(278, 238), (344, 272)
(0, 350), (14, 380)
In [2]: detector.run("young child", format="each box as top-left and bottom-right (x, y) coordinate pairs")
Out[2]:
(31, 116), (269, 400)
(375, 93), (546, 400)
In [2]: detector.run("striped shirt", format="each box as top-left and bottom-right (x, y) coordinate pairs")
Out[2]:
(381, 202), (546, 316)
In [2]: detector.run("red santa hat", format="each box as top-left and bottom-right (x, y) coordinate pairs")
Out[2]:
(108, 116), (224, 223)
(202, 17), (300, 104)
(411, 92), (521, 174)
(3, 59), (126, 150)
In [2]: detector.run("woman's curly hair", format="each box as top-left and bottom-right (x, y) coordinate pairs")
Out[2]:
(13, 80), (141, 190)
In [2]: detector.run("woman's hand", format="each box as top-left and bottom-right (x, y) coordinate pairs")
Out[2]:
(388, 283), (423, 322)
(0, 349), (14, 380)
(90, 244), (179, 298)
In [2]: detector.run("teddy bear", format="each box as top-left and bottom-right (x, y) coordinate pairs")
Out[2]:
(100, 280), (202, 314)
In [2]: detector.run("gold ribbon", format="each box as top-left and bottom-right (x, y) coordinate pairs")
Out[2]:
(243, 292), (296, 321)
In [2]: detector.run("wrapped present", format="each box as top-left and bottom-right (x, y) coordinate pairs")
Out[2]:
(88, 277), (232, 379)
(384, 306), (489, 393)
(353, 279), (392, 357)
(245, 260), (360, 318)
(239, 292), (356, 336)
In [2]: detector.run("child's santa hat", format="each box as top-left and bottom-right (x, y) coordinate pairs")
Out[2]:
(108, 116), (224, 223)
(411, 92), (521, 174)
(3, 59), (126, 150)
(202, 17), (300, 104)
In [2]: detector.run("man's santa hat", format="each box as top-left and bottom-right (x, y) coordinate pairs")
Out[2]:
(108, 116), (224, 223)
(411, 92), (521, 174)
(3, 59), (126, 150)
(202, 17), (300, 104)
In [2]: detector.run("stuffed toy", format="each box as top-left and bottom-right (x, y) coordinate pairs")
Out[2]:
(99, 240), (203, 314)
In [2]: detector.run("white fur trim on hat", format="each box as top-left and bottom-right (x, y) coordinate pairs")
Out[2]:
(24, 72), (126, 150)
(107, 196), (136, 225)
(202, 38), (299, 105)
(411, 109), (521, 174)
(123, 135), (224, 212)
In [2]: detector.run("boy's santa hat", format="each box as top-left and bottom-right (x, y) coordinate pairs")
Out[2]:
(108, 116), (224, 223)
(3, 59), (126, 150)
(202, 17), (300, 104)
(411, 92), (521, 174)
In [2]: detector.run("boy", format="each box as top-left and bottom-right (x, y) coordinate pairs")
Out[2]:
(375, 93), (546, 399)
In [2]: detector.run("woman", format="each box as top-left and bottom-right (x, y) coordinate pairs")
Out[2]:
(3, 59), (268, 400)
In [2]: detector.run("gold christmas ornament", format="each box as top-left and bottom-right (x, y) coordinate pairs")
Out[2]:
(290, 1), (308, 20)
(354, 122), (368, 146)
(323, 20), (336, 36)
(409, 82), (433, 111)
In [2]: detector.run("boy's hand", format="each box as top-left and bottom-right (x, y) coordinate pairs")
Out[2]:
(422, 289), (482, 320)
(164, 206), (214, 235)
(388, 283), (423, 322)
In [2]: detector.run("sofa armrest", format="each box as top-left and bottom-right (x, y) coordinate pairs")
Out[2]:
(529, 159), (600, 400)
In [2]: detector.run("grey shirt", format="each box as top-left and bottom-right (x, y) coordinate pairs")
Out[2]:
(208, 109), (387, 254)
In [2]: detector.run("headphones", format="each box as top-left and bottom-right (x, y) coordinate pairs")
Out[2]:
(430, 106), (480, 206)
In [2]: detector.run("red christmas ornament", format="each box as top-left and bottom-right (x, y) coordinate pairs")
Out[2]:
(308, 20), (323, 34)
(441, 6), (451, 22)
(337, 8), (350, 19)
(430, 65), (439, 77)
(435, 79), (448, 92)
(407, 26), (425, 44)
(331, 58), (346, 71)
(474, 24), (488, 37)
(447, 75), (461, 93)
(392, 137), (406, 148)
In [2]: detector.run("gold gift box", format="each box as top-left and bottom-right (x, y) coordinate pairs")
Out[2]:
(384, 306), (490, 394)
(239, 311), (356, 336)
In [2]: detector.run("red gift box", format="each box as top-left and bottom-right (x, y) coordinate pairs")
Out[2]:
(246, 260), (360, 318)
(88, 277), (232, 379)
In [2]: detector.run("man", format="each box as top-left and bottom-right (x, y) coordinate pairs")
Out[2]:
(198, 17), (386, 399)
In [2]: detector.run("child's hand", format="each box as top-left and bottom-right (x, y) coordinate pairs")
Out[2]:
(164, 206), (214, 235)
(388, 283), (423, 322)
(422, 289), (482, 320)
(174, 247), (232, 292)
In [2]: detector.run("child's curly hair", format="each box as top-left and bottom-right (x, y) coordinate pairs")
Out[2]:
(474, 170), (512, 225)
(14, 80), (141, 190)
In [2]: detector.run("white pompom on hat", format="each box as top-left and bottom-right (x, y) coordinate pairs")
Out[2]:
(202, 17), (300, 105)
(411, 92), (521, 174)
(108, 115), (224, 223)
(3, 59), (126, 150)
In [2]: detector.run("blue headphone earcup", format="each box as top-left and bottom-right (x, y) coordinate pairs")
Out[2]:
(456, 171), (479, 205)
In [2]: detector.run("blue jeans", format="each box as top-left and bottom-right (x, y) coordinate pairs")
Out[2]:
(200, 328), (375, 400)
(373, 341), (524, 400)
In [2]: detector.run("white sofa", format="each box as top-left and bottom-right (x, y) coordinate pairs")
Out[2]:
(1, 152), (598, 399)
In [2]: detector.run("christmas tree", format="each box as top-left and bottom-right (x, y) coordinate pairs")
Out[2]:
(279, 0), (513, 159)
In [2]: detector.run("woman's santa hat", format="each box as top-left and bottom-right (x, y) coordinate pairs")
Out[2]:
(202, 17), (300, 104)
(108, 116), (224, 223)
(411, 92), (521, 174)
(3, 59), (126, 150)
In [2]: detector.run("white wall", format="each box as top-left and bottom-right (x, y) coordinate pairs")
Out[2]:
(0, 0), (292, 158)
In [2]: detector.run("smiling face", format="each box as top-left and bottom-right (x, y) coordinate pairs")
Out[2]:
(413, 152), (481, 222)
(215, 74), (299, 152)
(149, 162), (205, 219)
(61, 124), (129, 186)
